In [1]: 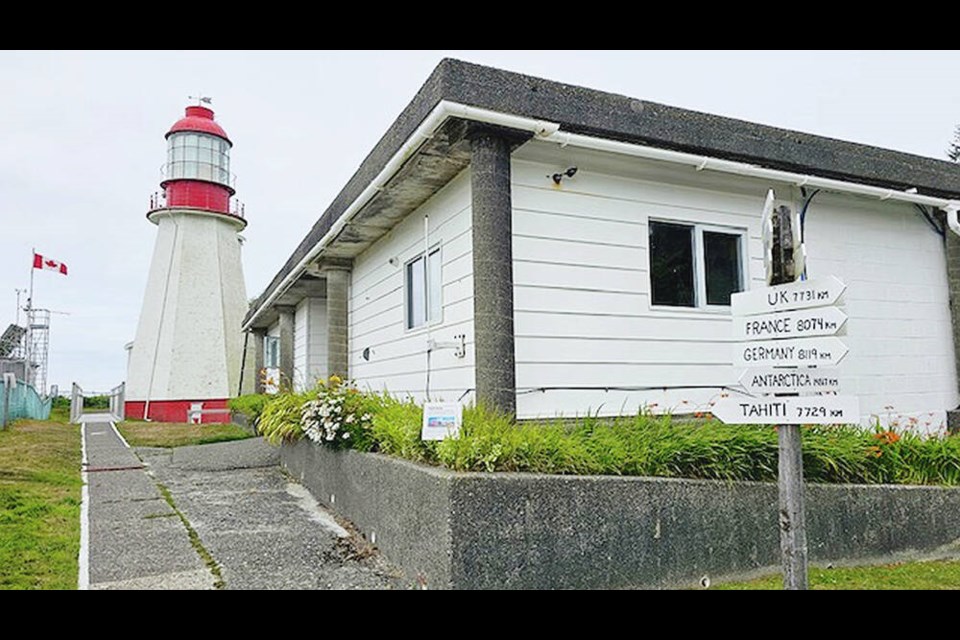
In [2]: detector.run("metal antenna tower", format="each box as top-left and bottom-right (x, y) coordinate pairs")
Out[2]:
(26, 308), (50, 395)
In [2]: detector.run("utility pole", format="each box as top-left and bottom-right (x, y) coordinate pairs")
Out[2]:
(14, 289), (26, 326)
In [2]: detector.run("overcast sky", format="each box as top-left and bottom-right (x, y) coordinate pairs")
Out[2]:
(3, 50), (960, 393)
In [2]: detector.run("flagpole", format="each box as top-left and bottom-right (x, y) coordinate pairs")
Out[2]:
(26, 247), (34, 384)
(29, 247), (34, 311)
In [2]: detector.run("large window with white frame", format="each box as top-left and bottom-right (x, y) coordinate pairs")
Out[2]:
(405, 246), (442, 329)
(648, 220), (746, 308)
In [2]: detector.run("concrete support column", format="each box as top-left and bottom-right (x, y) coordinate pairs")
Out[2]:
(250, 329), (265, 394)
(470, 127), (524, 418)
(277, 306), (295, 391)
(322, 265), (351, 379)
(946, 229), (960, 433)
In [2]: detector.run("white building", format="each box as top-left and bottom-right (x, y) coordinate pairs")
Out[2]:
(243, 60), (960, 432)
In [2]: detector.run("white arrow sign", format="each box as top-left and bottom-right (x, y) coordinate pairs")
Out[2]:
(733, 336), (849, 368)
(733, 306), (848, 340)
(732, 276), (846, 316)
(739, 368), (842, 395)
(712, 395), (860, 425)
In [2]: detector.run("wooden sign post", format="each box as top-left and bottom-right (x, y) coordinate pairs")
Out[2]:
(718, 191), (858, 590)
(768, 201), (809, 591)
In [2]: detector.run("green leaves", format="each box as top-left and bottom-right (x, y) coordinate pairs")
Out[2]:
(256, 389), (960, 486)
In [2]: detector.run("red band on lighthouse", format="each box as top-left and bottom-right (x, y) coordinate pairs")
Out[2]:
(33, 253), (68, 275)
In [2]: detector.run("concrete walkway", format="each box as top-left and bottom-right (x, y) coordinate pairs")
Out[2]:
(81, 415), (400, 590)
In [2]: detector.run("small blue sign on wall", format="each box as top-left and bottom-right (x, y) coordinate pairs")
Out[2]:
(422, 401), (462, 441)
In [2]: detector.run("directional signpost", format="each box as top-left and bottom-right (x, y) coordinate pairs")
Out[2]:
(714, 190), (859, 591)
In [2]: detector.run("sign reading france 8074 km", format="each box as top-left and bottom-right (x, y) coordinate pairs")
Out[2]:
(713, 275), (859, 425)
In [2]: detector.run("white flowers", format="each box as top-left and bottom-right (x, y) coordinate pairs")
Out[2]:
(299, 378), (372, 447)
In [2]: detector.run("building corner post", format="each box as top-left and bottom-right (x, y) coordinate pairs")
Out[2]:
(276, 306), (296, 391)
(320, 262), (351, 380)
(469, 126), (525, 419)
(946, 229), (960, 433)
(247, 328), (265, 395)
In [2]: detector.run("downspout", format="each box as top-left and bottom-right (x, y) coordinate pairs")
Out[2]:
(944, 203), (960, 237)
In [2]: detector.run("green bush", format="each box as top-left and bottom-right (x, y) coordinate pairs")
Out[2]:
(82, 395), (110, 409)
(257, 391), (314, 445)
(256, 388), (960, 486)
(228, 394), (270, 421)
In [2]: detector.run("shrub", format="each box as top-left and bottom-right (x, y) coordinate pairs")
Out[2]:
(301, 376), (375, 450)
(257, 390), (314, 445)
(82, 395), (109, 409)
(228, 394), (270, 422)
(258, 386), (960, 486)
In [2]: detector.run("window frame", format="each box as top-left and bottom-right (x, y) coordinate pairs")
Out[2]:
(264, 335), (280, 368)
(404, 244), (443, 332)
(648, 218), (748, 313)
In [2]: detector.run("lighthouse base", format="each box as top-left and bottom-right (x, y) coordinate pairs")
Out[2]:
(124, 398), (232, 424)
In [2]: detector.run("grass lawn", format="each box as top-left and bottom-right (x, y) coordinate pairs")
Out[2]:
(0, 420), (81, 589)
(714, 559), (960, 589)
(117, 422), (254, 448)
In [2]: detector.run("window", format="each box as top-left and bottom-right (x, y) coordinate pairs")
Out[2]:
(406, 247), (441, 329)
(649, 220), (745, 308)
(264, 336), (280, 368)
(165, 132), (231, 185)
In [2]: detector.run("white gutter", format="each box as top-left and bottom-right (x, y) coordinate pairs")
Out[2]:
(944, 203), (960, 236)
(544, 129), (960, 213)
(244, 101), (960, 329)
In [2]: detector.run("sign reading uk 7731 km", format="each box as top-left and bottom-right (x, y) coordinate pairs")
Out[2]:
(731, 276), (846, 317)
(712, 395), (860, 425)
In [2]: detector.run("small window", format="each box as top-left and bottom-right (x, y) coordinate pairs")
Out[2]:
(406, 247), (441, 329)
(649, 220), (744, 309)
(264, 336), (280, 368)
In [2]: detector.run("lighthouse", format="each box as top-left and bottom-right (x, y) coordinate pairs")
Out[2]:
(125, 102), (248, 423)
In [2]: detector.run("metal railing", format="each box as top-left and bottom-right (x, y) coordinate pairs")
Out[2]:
(149, 192), (246, 219)
(2, 375), (52, 428)
(70, 382), (125, 424)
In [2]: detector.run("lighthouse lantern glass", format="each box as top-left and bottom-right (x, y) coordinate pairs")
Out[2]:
(166, 132), (231, 186)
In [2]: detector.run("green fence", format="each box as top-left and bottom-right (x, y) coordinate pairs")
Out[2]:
(1, 376), (52, 428)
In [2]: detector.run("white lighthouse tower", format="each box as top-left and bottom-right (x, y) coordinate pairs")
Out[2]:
(125, 102), (248, 423)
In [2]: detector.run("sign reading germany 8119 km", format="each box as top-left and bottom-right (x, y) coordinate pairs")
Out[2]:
(714, 275), (859, 425)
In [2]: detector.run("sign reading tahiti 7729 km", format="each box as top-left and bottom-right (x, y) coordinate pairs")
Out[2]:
(711, 395), (859, 425)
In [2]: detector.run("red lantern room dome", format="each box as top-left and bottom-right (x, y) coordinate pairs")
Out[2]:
(166, 105), (232, 144)
(148, 103), (245, 227)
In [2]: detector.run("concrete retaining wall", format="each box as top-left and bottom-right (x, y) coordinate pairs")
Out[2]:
(281, 440), (960, 589)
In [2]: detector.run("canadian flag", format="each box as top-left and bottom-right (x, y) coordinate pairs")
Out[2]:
(33, 253), (68, 275)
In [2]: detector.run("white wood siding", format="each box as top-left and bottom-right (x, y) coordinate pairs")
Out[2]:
(349, 170), (475, 401)
(511, 156), (958, 431)
(306, 297), (327, 387)
(293, 300), (309, 391)
(804, 191), (957, 432)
